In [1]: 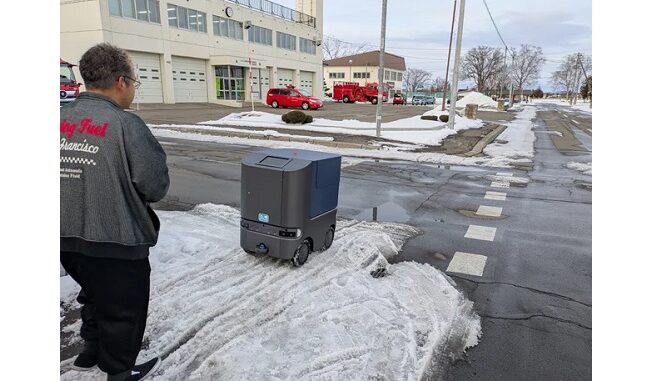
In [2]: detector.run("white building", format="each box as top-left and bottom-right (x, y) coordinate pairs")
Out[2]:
(323, 51), (406, 98)
(60, 0), (324, 106)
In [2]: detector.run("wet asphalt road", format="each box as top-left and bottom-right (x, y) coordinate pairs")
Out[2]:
(152, 102), (592, 380)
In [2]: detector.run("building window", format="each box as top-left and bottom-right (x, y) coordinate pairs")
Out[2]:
(215, 66), (245, 100)
(329, 72), (345, 79)
(276, 32), (296, 51)
(248, 25), (272, 45)
(108, 0), (160, 23)
(384, 70), (390, 80)
(353, 72), (369, 79)
(213, 16), (243, 40)
(168, 3), (205, 32)
(391, 71), (397, 81)
(397, 72), (403, 81)
(299, 38), (316, 55)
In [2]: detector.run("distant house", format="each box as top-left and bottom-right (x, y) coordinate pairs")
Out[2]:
(323, 50), (406, 98)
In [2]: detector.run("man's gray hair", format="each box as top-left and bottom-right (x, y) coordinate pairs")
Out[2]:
(79, 43), (134, 90)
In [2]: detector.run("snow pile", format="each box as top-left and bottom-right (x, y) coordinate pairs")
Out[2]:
(567, 161), (592, 175)
(482, 106), (537, 166)
(456, 92), (498, 109)
(165, 111), (484, 147)
(60, 204), (481, 380)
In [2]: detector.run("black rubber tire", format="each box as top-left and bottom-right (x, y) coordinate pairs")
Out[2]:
(244, 249), (256, 255)
(301, 102), (309, 110)
(271, 100), (279, 108)
(371, 97), (378, 105)
(291, 240), (311, 267)
(323, 227), (335, 251)
(343, 95), (350, 103)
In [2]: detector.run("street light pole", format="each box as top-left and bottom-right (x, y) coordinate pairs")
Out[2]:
(442, 0), (458, 112)
(448, 0), (466, 130)
(375, 0), (387, 138)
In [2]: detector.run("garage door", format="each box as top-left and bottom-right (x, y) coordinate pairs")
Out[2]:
(299, 71), (314, 95)
(128, 51), (163, 103)
(277, 68), (294, 88)
(172, 56), (208, 103)
(250, 68), (270, 101)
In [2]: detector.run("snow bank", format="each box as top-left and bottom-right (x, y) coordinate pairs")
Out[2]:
(456, 92), (498, 109)
(482, 106), (537, 166)
(60, 204), (481, 380)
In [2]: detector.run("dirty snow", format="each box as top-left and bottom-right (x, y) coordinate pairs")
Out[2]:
(567, 161), (592, 175)
(456, 92), (499, 109)
(60, 204), (481, 380)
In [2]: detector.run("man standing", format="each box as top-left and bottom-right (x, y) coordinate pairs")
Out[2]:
(60, 43), (169, 381)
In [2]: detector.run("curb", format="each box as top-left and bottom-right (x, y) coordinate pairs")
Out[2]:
(462, 124), (507, 157)
(153, 126), (382, 151)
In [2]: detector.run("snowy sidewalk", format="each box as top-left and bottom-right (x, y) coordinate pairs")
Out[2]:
(60, 204), (481, 380)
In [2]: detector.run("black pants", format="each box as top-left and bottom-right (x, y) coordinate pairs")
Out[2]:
(61, 251), (151, 375)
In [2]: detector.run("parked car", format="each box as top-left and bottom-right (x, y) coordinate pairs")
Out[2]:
(266, 86), (323, 110)
(424, 96), (435, 105)
(392, 93), (406, 105)
(411, 95), (425, 105)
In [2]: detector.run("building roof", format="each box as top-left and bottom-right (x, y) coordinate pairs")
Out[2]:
(323, 50), (406, 71)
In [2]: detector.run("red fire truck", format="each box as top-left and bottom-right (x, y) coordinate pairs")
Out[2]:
(60, 59), (81, 104)
(332, 82), (388, 104)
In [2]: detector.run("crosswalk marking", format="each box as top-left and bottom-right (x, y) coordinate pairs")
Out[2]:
(465, 225), (497, 241)
(476, 205), (503, 217)
(496, 172), (513, 177)
(446, 252), (487, 276)
(491, 181), (510, 188)
(485, 191), (507, 201)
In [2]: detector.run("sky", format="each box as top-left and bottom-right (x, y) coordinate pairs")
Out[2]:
(275, 0), (592, 91)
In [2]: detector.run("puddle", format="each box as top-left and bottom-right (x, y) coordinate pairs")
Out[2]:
(354, 202), (411, 223)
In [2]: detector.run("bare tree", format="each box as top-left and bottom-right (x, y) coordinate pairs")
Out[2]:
(322, 36), (371, 60)
(550, 53), (591, 102)
(431, 76), (447, 92)
(460, 46), (506, 93)
(510, 44), (545, 100)
(404, 68), (432, 92)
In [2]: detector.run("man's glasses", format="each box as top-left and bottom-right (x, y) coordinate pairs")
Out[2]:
(122, 76), (141, 90)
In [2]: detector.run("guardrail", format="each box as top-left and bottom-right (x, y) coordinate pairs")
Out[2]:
(226, 0), (316, 28)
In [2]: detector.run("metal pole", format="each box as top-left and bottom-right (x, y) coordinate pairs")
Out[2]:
(375, 0), (387, 138)
(572, 53), (581, 105)
(442, 0), (457, 112)
(249, 57), (255, 112)
(508, 47), (514, 107)
(448, 0), (465, 130)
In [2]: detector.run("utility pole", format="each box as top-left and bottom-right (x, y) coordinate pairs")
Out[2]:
(375, 0), (387, 138)
(448, 0), (466, 130)
(571, 53), (581, 105)
(508, 47), (514, 106)
(577, 53), (592, 108)
(442, 0), (458, 111)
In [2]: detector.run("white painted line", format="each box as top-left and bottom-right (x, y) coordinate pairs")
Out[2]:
(465, 225), (497, 241)
(496, 172), (513, 177)
(485, 191), (507, 201)
(571, 119), (580, 125)
(476, 205), (503, 217)
(491, 181), (510, 188)
(446, 252), (488, 276)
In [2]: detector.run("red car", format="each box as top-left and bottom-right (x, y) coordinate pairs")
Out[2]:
(392, 93), (406, 105)
(267, 86), (323, 110)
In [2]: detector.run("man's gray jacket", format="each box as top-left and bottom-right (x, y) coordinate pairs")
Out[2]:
(60, 92), (169, 259)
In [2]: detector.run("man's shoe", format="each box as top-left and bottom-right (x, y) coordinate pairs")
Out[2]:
(71, 340), (98, 371)
(106, 357), (161, 381)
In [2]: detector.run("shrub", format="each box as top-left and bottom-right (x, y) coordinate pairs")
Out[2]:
(439, 114), (449, 123)
(281, 110), (313, 124)
(420, 115), (438, 121)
